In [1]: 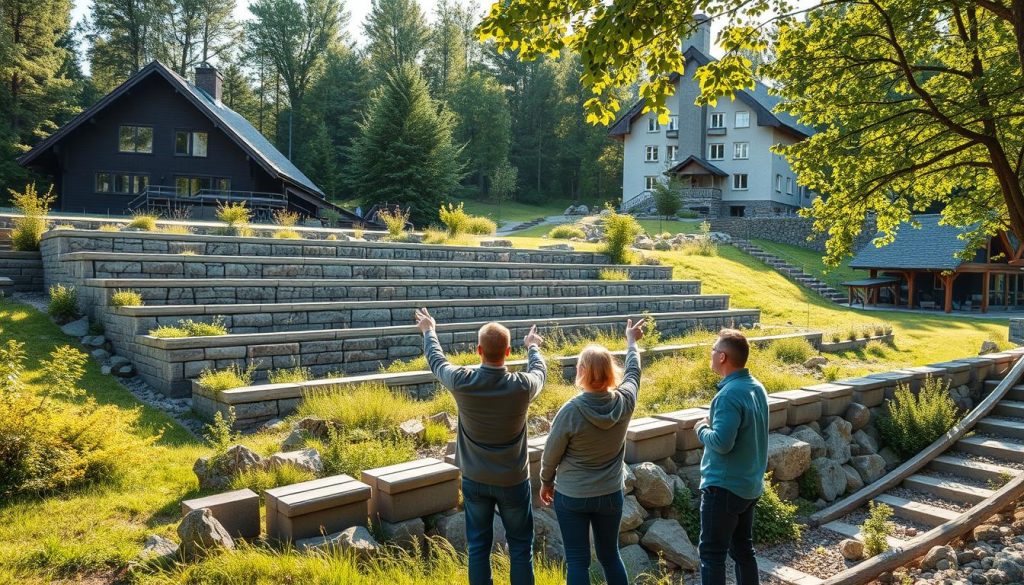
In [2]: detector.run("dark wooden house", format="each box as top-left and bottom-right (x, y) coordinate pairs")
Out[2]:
(847, 214), (1024, 313)
(18, 60), (361, 223)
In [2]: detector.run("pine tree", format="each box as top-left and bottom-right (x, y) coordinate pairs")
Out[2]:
(221, 61), (260, 122)
(88, 0), (170, 91)
(422, 0), (467, 100)
(347, 63), (463, 225)
(363, 0), (428, 76)
(449, 70), (510, 196)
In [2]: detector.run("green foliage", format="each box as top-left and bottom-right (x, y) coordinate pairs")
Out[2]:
(465, 216), (497, 235)
(9, 183), (55, 251)
(679, 220), (718, 256)
(348, 63), (463, 225)
(216, 201), (251, 228)
(377, 207), (411, 240)
(197, 363), (256, 393)
(548, 224), (586, 239)
(672, 485), (701, 542)
(877, 377), (960, 459)
(268, 367), (311, 384)
(0, 339), (149, 495)
(363, 0), (429, 74)
(601, 207), (643, 264)
(797, 466), (820, 500)
(229, 464), (317, 495)
(423, 420), (452, 447)
(753, 474), (802, 545)
(109, 289), (143, 308)
(451, 72), (512, 196)
(489, 159), (519, 208)
(865, 341), (889, 358)
(297, 383), (448, 437)
(652, 179), (682, 219)
(822, 364), (841, 382)
(149, 317), (228, 338)
(272, 229), (302, 239)
(769, 336), (814, 365)
(861, 501), (893, 557)
(315, 432), (417, 478)
(127, 213), (158, 231)
(98, 224), (121, 232)
(203, 408), (238, 454)
(598, 269), (630, 281)
(439, 202), (470, 236)
(47, 284), (78, 323)
(273, 209), (301, 227)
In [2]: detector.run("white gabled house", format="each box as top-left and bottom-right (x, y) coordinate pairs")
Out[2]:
(608, 20), (816, 218)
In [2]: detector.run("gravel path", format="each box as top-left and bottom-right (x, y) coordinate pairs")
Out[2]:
(760, 526), (851, 579)
(843, 508), (928, 541)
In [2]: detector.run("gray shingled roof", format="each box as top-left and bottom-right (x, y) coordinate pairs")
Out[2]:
(849, 215), (975, 271)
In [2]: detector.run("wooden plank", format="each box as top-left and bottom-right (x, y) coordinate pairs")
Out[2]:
(808, 356), (1024, 527)
(757, 558), (823, 585)
(873, 494), (960, 526)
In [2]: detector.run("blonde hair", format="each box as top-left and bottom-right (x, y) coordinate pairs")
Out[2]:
(477, 322), (511, 362)
(575, 344), (624, 391)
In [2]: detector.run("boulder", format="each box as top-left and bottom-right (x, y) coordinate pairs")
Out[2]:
(823, 425), (852, 465)
(115, 364), (135, 377)
(803, 356), (829, 369)
(176, 508), (234, 559)
(533, 507), (565, 562)
(850, 454), (886, 484)
(639, 519), (699, 570)
(623, 464), (636, 494)
(841, 464), (865, 493)
(91, 348), (111, 361)
(631, 462), (674, 508)
(774, 480), (800, 501)
(839, 539), (864, 561)
(60, 317), (89, 337)
(878, 447), (901, 471)
(853, 430), (879, 455)
(620, 495), (648, 532)
(620, 544), (656, 582)
(137, 534), (178, 563)
(109, 355), (131, 368)
(428, 411), (458, 432)
(399, 418), (426, 442)
(295, 416), (333, 440)
(481, 239), (513, 248)
(791, 427), (827, 459)
(653, 240), (673, 251)
(810, 457), (847, 502)
(844, 403), (871, 431)
(193, 444), (263, 491)
(921, 545), (958, 570)
(619, 531), (640, 547)
(267, 448), (323, 476)
(297, 526), (379, 560)
(281, 428), (307, 451)
(980, 340), (999, 355)
(766, 433), (812, 481)
(655, 457), (677, 475)
(974, 524), (1002, 542)
(633, 237), (655, 250)
(380, 518), (425, 550)
(677, 465), (702, 491)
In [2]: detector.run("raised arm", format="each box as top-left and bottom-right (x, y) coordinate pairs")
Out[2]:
(617, 318), (645, 409)
(416, 308), (471, 390)
(523, 324), (547, 401)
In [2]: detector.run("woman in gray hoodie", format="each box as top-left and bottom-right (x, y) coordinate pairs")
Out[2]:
(538, 318), (645, 585)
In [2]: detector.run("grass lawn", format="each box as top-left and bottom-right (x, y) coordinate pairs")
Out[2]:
(750, 238), (861, 291)
(507, 217), (703, 238)
(454, 198), (571, 224)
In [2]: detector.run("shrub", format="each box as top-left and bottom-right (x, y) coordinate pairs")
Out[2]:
(203, 408), (238, 454)
(297, 383), (436, 437)
(161, 224), (193, 235)
(353, 225), (365, 239)
(0, 340), (151, 495)
(861, 501), (893, 557)
(273, 229), (302, 239)
(127, 213), (159, 231)
(797, 466), (820, 500)
(48, 284), (79, 323)
(865, 340), (888, 358)
(465, 216), (497, 235)
(9, 183), (55, 251)
(268, 367), (311, 384)
(652, 179), (682, 219)
(829, 332), (841, 343)
(273, 209), (301, 227)
(316, 433), (417, 478)
(215, 201), (252, 236)
(753, 474), (802, 545)
(98, 224), (121, 232)
(378, 207), (410, 240)
(769, 337), (814, 364)
(439, 202), (470, 236)
(150, 316), (228, 338)
(822, 364), (841, 382)
(680, 221), (717, 256)
(325, 233), (338, 241)
(230, 464), (317, 495)
(197, 363), (256, 393)
(110, 289), (144, 308)
(422, 227), (449, 244)
(423, 420), (451, 446)
(601, 207), (643, 264)
(548, 224), (586, 239)
(877, 377), (959, 459)
(672, 484), (701, 542)
(598, 269), (630, 281)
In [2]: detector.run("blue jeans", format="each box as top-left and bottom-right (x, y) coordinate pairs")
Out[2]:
(461, 477), (535, 585)
(699, 486), (759, 585)
(553, 490), (628, 585)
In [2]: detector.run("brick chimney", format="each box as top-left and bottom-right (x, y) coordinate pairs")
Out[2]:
(195, 63), (223, 102)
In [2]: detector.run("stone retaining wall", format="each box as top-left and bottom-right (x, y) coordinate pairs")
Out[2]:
(0, 251), (43, 291)
(1011, 319), (1024, 345)
(103, 294), (731, 335)
(709, 216), (877, 253)
(130, 309), (761, 396)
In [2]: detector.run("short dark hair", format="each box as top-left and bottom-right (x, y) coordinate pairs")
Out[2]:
(716, 328), (749, 367)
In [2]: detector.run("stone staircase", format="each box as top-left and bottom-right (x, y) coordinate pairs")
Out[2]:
(732, 239), (847, 303)
(499, 216), (546, 234)
(41, 229), (760, 397)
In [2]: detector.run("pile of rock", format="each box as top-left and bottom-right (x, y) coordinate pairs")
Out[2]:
(631, 231), (731, 251)
(563, 204), (590, 216)
(193, 444), (323, 491)
(60, 316), (137, 377)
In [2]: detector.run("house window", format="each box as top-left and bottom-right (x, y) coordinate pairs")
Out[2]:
(645, 145), (659, 162)
(667, 115), (679, 131)
(730, 206), (746, 217)
(710, 112), (725, 129)
(786, 177), (793, 195)
(175, 175), (230, 196)
(134, 175), (149, 194)
(175, 131), (209, 157)
(733, 174), (748, 190)
(667, 145), (678, 161)
(648, 117), (660, 132)
(118, 125), (153, 153)
(735, 111), (750, 128)
(95, 172), (149, 194)
(708, 143), (724, 160)
(733, 142), (749, 160)
(644, 176), (659, 190)
(96, 173), (112, 193)
(776, 174), (783, 192)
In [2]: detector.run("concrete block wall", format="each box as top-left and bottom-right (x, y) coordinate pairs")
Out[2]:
(0, 251), (44, 291)
(1011, 318), (1024, 345)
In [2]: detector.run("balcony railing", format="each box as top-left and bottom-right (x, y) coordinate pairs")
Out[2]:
(621, 187), (723, 214)
(128, 186), (288, 219)
(678, 187), (723, 201)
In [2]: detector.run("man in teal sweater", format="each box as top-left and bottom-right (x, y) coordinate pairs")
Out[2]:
(694, 328), (768, 585)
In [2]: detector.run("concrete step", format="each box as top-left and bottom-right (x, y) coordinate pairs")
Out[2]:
(992, 400), (1024, 419)
(901, 473), (992, 505)
(106, 293), (731, 335)
(60, 251), (672, 281)
(84, 277), (703, 306)
(757, 558), (822, 585)
(975, 417), (1024, 441)
(955, 435), (1024, 463)
(927, 454), (1018, 484)
(1005, 386), (1024, 401)
(873, 493), (960, 527)
(822, 520), (906, 547)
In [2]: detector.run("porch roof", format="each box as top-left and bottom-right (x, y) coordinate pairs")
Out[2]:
(665, 155), (728, 177)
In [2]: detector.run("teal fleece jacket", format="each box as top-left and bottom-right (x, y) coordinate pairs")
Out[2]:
(696, 368), (768, 500)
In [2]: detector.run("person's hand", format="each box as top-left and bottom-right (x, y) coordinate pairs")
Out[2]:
(414, 307), (436, 334)
(524, 324), (543, 348)
(539, 484), (555, 506)
(626, 318), (646, 345)
(696, 416), (710, 429)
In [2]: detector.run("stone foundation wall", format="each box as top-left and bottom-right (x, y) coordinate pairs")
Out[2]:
(1011, 319), (1024, 345)
(0, 251), (44, 291)
(709, 216), (877, 253)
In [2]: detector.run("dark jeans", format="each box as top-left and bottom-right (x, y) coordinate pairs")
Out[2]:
(461, 477), (535, 585)
(699, 486), (760, 585)
(553, 490), (628, 585)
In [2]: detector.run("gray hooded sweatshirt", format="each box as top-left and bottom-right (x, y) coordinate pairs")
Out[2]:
(540, 346), (641, 498)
